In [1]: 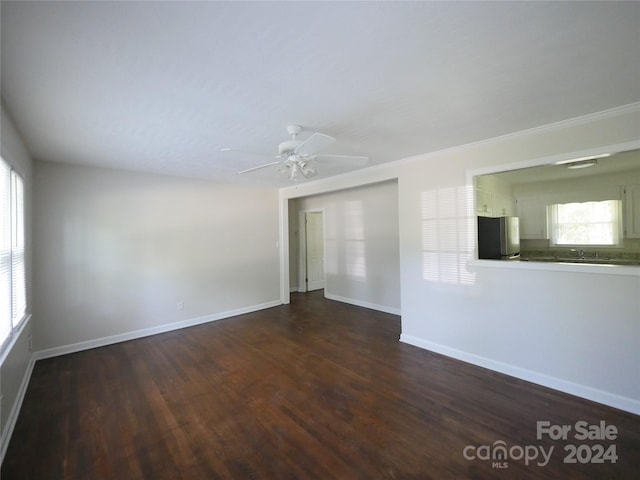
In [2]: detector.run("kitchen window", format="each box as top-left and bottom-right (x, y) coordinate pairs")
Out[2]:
(547, 199), (623, 247)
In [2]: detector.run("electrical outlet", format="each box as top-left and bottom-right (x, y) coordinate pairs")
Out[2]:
(177, 301), (184, 311)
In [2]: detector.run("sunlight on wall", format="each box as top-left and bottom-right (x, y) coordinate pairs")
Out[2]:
(421, 186), (476, 285)
(345, 200), (367, 279)
(63, 210), (87, 306)
(324, 237), (338, 275)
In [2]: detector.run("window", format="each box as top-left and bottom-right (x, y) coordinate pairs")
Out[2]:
(548, 199), (623, 247)
(1, 157), (26, 350)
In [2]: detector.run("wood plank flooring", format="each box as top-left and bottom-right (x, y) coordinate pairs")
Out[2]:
(2, 291), (639, 479)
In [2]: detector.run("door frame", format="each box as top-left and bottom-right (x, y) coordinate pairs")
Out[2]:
(298, 208), (325, 292)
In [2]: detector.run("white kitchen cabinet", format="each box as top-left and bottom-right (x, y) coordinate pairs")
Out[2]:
(494, 193), (514, 217)
(476, 188), (493, 216)
(516, 197), (548, 239)
(476, 189), (515, 217)
(624, 185), (640, 238)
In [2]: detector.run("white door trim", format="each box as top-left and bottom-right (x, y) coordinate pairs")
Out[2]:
(279, 197), (290, 304)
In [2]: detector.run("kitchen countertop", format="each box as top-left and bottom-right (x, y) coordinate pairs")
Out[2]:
(519, 256), (640, 266)
(471, 257), (640, 276)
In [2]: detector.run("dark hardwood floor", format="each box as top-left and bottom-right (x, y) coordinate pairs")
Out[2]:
(2, 291), (639, 479)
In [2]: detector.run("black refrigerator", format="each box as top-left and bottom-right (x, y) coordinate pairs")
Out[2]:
(477, 216), (520, 259)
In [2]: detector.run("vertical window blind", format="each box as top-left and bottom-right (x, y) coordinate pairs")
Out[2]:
(0, 157), (26, 350)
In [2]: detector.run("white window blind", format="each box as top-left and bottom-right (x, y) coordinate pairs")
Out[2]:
(0, 158), (25, 349)
(0, 160), (11, 345)
(548, 199), (622, 247)
(11, 171), (26, 328)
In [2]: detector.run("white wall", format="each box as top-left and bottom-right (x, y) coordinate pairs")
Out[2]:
(294, 181), (400, 314)
(282, 104), (640, 414)
(397, 107), (640, 413)
(0, 102), (34, 460)
(33, 162), (281, 354)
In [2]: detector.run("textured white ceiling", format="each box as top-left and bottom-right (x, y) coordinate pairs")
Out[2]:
(2, 1), (639, 186)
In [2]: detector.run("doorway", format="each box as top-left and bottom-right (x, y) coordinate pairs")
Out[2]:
(300, 210), (325, 292)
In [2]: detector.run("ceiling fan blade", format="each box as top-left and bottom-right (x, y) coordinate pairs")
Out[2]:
(238, 161), (282, 174)
(314, 154), (369, 167)
(295, 132), (336, 157)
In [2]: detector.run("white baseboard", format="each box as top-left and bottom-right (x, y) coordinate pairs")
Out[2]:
(0, 355), (35, 465)
(400, 334), (640, 416)
(324, 292), (401, 316)
(33, 300), (281, 360)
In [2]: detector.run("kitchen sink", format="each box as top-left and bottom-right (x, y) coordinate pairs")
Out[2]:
(556, 257), (611, 264)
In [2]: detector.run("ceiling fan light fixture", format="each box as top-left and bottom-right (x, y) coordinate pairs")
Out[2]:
(289, 162), (302, 181)
(277, 161), (292, 178)
(277, 157), (316, 181)
(298, 160), (317, 179)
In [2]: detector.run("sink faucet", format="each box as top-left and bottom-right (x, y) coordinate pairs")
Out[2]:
(570, 248), (585, 259)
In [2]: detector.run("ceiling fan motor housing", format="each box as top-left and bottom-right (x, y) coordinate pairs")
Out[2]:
(286, 125), (302, 137)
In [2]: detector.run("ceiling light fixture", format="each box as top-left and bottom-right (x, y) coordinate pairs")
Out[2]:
(566, 159), (597, 169)
(278, 156), (317, 181)
(554, 152), (610, 166)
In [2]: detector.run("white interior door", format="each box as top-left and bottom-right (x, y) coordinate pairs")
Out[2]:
(305, 211), (325, 291)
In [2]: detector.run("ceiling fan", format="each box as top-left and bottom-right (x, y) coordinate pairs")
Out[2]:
(221, 125), (368, 181)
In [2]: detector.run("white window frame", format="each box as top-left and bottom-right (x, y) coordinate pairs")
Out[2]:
(0, 156), (26, 354)
(547, 199), (624, 248)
